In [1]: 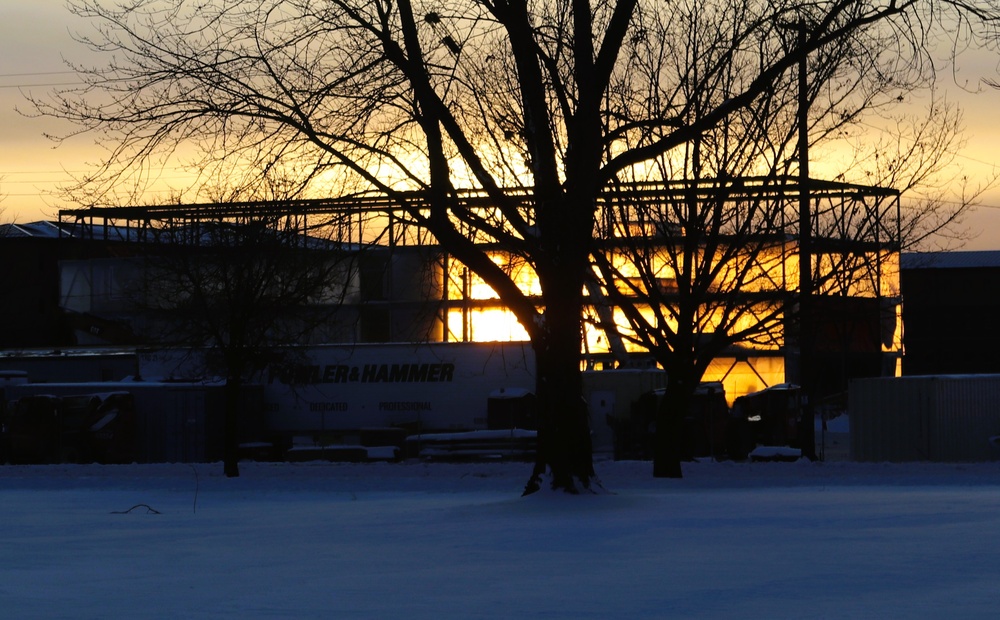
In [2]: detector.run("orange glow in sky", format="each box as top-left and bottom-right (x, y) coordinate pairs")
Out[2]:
(3, 2), (1000, 251)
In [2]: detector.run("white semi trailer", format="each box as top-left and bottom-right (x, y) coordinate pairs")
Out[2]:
(138, 341), (537, 436)
(137, 342), (667, 455)
(261, 341), (537, 435)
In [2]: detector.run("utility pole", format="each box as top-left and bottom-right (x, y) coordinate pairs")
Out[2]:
(795, 20), (818, 460)
(797, 21), (811, 306)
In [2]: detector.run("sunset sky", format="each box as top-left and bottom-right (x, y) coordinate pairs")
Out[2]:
(3, 1), (1000, 250)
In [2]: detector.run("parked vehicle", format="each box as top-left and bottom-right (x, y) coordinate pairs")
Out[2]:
(728, 384), (805, 460)
(613, 382), (731, 461)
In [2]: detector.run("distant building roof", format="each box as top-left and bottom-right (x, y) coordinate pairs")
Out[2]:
(2, 220), (361, 250)
(901, 250), (1000, 270)
(0, 221), (78, 239)
(2, 220), (154, 242)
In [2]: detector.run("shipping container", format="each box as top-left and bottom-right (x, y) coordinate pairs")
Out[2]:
(849, 375), (1000, 461)
(2, 380), (265, 464)
(0, 349), (137, 383)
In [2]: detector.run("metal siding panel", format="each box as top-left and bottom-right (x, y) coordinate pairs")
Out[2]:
(848, 379), (871, 460)
(850, 377), (932, 462)
(930, 377), (1000, 461)
(850, 377), (875, 461)
(892, 378), (930, 461)
(852, 375), (1000, 462)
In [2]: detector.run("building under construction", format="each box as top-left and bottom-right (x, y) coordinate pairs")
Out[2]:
(51, 176), (902, 409)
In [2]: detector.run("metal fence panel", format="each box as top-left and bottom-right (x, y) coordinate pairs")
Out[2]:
(850, 375), (1000, 461)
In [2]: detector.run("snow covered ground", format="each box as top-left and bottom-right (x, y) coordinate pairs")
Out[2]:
(2, 458), (999, 619)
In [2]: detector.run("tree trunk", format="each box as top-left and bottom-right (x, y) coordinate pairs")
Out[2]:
(652, 372), (695, 478)
(223, 373), (241, 478)
(523, 286), (594, 495)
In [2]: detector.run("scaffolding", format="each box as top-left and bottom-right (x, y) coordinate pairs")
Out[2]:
(58, 177), (899, 246)
(57, 176), (902, 389)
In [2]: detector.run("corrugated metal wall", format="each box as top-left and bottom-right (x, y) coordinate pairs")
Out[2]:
(850, 375), (1000, 461)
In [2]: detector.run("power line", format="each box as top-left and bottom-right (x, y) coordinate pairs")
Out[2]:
(1, 174), (198, 184)
(0, 69), (82, 89)
(0, 171), (87, 176)
(955, 151), (1000, 169)
(0, 172), (84, 181)
(0, 82), (81, 89)
(903, 194), (1000, 210)
(0, 71), (77, 78)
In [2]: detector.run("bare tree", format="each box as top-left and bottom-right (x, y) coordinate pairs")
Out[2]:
(121, 189), (361, 477)
(31, 0), (1000, 491)
(589, 6), (995, 476)
(832, 97), (993, 251)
